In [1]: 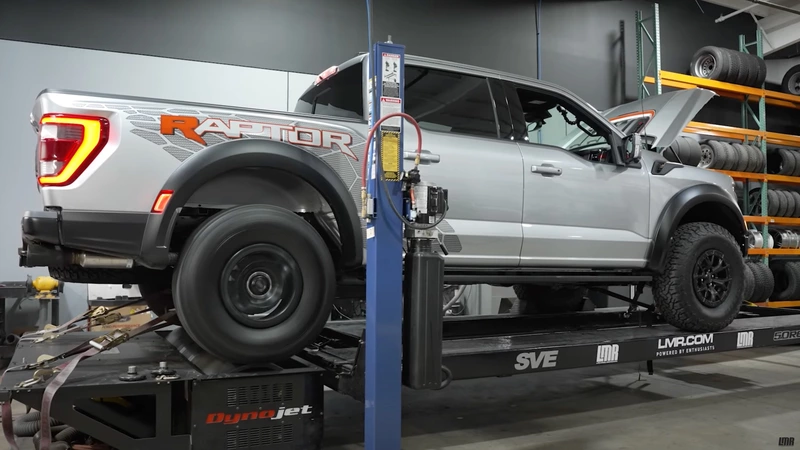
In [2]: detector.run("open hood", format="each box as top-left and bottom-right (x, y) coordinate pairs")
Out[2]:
(601, 88), (716, 149)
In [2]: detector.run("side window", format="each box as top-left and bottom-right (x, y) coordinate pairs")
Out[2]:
(507, 86), (616, 162)
(404, 66), (505, 139)
(295, 62), (363, 119)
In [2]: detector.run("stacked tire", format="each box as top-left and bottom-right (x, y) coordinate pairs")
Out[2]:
(769, 261), (800, 301)
(767, 148), (800, 176)
(665, 138), (764, 172)
(690, 46), (767, 87)
(746, 261), (774, 302)
(747, 188), (800, 218)
(663, 137), (702, 166)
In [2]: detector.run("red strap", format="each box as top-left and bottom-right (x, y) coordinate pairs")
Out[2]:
(2, 401), (19, 450)
(39, 347), (100, 450)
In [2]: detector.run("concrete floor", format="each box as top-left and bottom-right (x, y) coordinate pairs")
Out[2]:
(3, 346), (800, 449)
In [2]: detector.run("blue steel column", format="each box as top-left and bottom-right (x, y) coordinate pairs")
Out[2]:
(365, 41), (405, 450)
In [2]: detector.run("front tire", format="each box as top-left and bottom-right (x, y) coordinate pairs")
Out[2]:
(173, 205), (335, 364)
(653, 222), (744, 332)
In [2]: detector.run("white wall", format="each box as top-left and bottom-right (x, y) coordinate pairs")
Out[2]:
(0, 39), (317, 324)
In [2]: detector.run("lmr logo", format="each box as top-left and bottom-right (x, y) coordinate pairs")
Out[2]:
(737, 331), (754, 349)
(596, 344), (619, 364)
(779, 436), (795, 447)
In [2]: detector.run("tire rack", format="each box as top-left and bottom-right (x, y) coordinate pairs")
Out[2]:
(637, 6), (800, 308)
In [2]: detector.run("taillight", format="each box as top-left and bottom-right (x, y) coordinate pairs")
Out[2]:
(37, 114), (109, 187)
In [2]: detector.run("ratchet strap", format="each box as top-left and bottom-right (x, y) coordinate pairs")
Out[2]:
(19, 298), (145, 343)
(2, 311), (177, 450)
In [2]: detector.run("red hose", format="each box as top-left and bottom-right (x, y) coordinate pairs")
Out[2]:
(360, 112), (423, 188)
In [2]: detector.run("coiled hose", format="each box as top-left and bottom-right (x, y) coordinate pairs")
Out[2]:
(12, 410), (62, 437)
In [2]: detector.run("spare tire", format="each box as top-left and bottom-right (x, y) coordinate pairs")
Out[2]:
(721, 48), (744, 84)
(755, 55), (767, 86)
(690, 46), (730, 81)
(784, 190), (797, 218)
(768, 189), (780, 216)
(721, 142), (738, 170)
(707, 140), (728, 169)
(513, 285), (589, 314)
(770, 260), (800, 301)
(744, 144), (760, 172)
(698, 142), (716, 169)
(752, 261), (775, 302)
(685, 138), (703, 166)
(777, 190), (791, 217)
(731, 143), (751, 172)
(791, 191), (800, 217)
(747, 261), (766, 302)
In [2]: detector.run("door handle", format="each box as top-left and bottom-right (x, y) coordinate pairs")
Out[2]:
(531, 165), (562, 176)
(404, 150), (440, 164)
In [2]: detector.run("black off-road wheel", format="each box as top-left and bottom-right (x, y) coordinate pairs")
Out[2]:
(513, 285), (589, 314)
(173, 204), (335, 364)
(653, 222), (744, 332)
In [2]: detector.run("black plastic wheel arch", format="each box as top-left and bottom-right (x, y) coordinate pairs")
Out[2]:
(138, 139), (363, 270)
(647, 184), (747, 273)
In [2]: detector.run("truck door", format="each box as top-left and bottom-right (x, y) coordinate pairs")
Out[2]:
(400, 65), (524, 267)
(505, 81), (652, 268)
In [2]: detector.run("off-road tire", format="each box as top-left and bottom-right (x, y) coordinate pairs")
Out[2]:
(754, 262), (775, 302)
(513, 285), (589, 314)
(770, 260), (800, 301)
(747, 261), (767, 302)
(173, 204), (335, 364)
(743, 262), (755, 303)
(652, 222), (744, 332)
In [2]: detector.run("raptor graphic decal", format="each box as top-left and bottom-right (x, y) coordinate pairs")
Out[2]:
(160, 115), (358, 160)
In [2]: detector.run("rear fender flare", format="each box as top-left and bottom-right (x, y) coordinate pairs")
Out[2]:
(647, 184), (747, 273)
(138, 139), (363, 269)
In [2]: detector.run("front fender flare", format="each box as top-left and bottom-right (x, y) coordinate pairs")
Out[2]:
(138, 139), (363, 269)
(647, 184), (747, 273)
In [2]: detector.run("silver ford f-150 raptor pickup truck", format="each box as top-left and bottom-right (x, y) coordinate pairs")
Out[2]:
(18, 54), (746, 364)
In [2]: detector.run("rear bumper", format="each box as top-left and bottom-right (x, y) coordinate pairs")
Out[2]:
(20, 210), (149, 267)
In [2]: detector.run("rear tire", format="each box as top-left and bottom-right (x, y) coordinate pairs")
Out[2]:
(173, 204), (335, 364)
(652, 222), (744, 332)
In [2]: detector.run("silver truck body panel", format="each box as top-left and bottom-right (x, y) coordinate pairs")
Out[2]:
(28, 53), (732, 269)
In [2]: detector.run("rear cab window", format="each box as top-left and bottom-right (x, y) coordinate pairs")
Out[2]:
(295, 60), (364, 120)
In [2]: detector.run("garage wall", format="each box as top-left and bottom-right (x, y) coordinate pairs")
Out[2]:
(0, 39), (316, 325)
(0, 0), (756, 111)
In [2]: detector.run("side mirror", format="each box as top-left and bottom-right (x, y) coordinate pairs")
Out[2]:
(623, 133), (642, 164)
